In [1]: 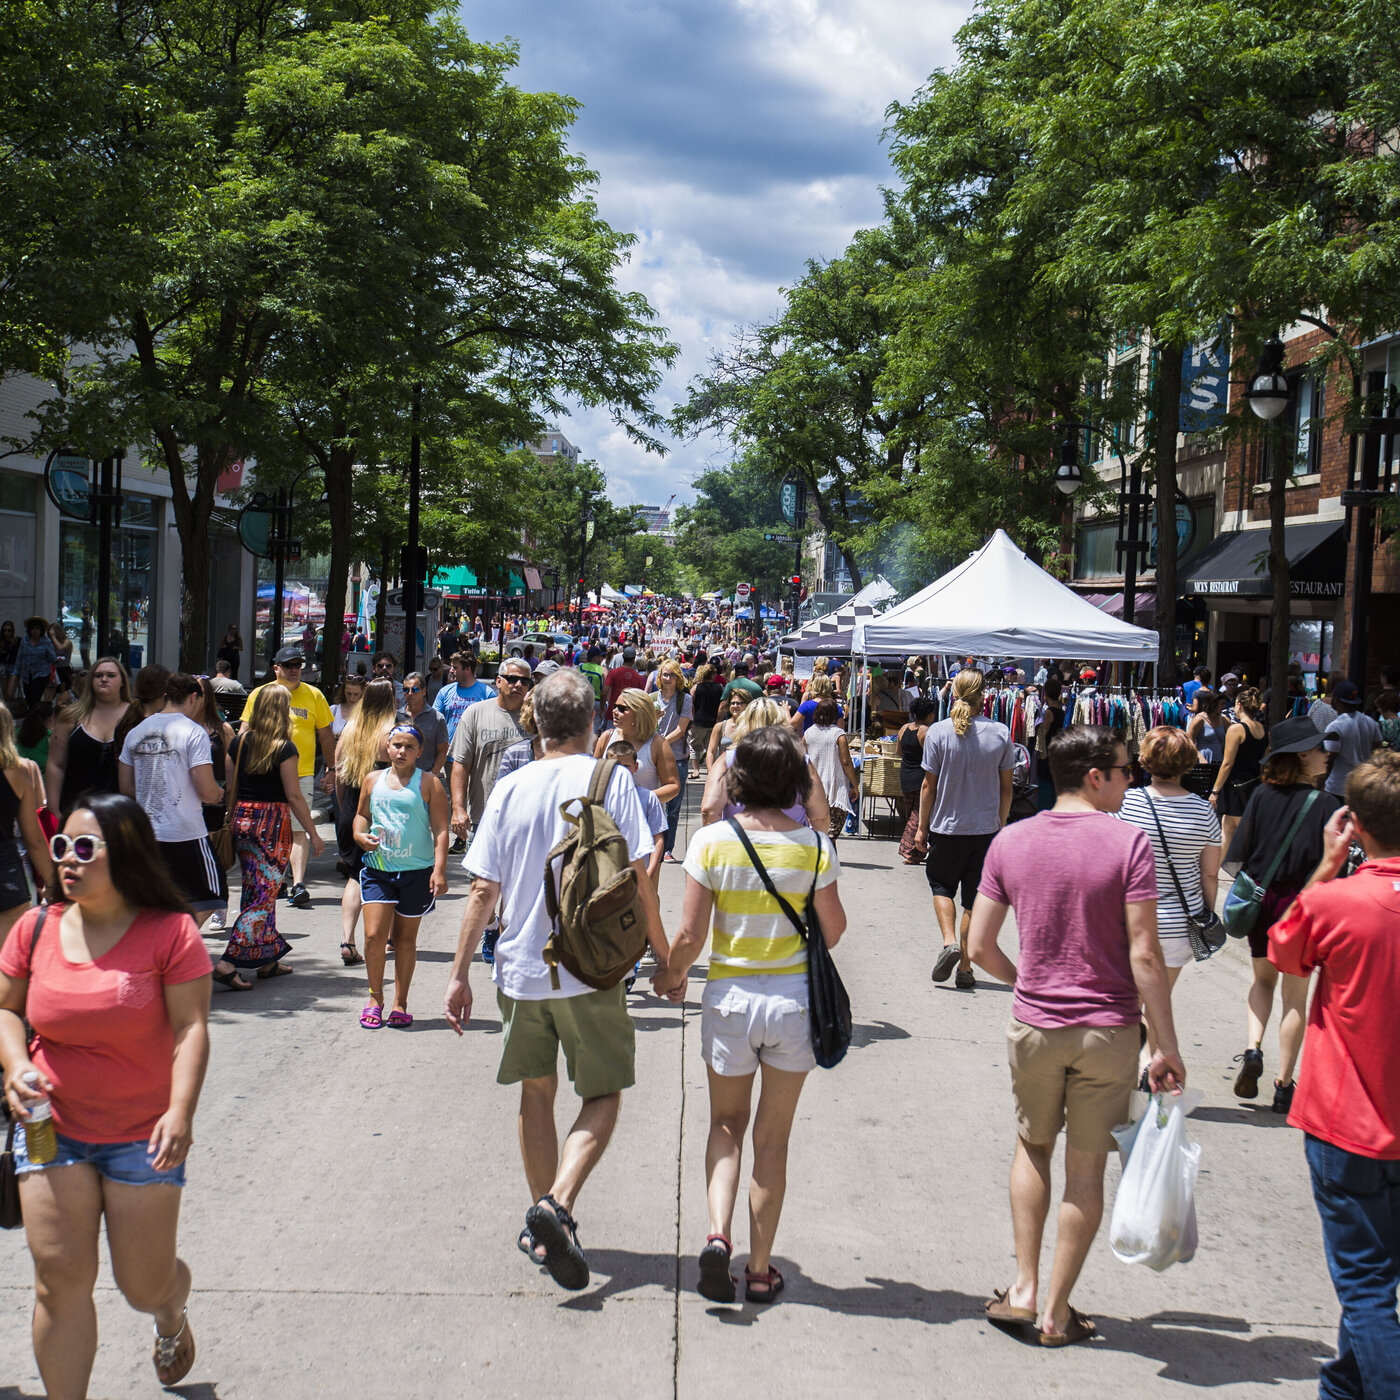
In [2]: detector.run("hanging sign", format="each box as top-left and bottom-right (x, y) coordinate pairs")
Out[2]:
(1180, 327), (1231, 433)
(43, 448), (90, 520)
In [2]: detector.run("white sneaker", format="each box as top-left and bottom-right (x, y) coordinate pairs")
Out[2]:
(206, 911), (226, 931)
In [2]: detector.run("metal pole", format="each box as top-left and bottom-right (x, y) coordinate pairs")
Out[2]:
(1123, 447), (1140, 627)
(404, 383), (422, 676)
(95, 456), (116, 660)
(1346, 369), (1386, 683)
(270, 487), (288, 666)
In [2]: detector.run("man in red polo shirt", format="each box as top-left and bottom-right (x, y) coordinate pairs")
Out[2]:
(602, 645), (643, 723)
(1269, 751), (1400, 1400)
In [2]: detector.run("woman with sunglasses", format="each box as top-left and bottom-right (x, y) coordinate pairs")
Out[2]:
(214, 685), (325, 989)
(353, 724), (449, 1028)
(45, 656), (133, 820)
(0, 793), (211, 1391)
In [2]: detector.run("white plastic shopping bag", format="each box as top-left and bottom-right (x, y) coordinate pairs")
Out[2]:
(1109, 1091), (1202, 1272)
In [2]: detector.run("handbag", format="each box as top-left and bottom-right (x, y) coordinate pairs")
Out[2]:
(725, 819), (852, 1069)
(210, 735), (243, 872)
(1222, 791), (1319, 940)
(1, 904), (50, 1230)
(1142, 794), (1224, 962)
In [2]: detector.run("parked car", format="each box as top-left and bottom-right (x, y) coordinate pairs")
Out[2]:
(504, 630), (576, 658)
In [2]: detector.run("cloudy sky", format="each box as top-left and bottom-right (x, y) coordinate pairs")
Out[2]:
(461, 0), (975, 509)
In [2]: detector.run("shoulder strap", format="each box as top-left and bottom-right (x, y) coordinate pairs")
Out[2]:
(26, 903), (50, 976)
(1259, 789), (1320, 890)
(724, 817), (809, 943)
(1142, 793), (1193, 912)
(588, 758), (617, 808)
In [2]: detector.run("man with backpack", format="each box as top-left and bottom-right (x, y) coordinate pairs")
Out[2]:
(444, 668), (670, 1292)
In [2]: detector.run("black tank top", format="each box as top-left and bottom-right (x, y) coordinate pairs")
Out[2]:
(0, 766), (21, 835)
(899, 725), (924, 781)
(61, 723), (120, 814)
(1230, 724), (1269, 785)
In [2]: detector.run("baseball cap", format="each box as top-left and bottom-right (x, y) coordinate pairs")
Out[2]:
(587, 646), (603, 659)
(532, 659), (561, 678)
(1220, 672), (1241, 684)
(623, 645), (636, 662)
(765, 673), (788, 689)
(273, 646), (305, 666)
(1331, 680), (1362, 709)
(1080, 668), (1097, 682)
(1267, 716), (1326, 755)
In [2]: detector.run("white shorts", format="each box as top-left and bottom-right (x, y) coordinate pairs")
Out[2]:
(701, 975), (816, 1076)
(1159, 932), (1195, 969)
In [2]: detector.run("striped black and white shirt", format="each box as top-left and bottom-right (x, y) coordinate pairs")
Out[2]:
(1117, 788), (1221, 941)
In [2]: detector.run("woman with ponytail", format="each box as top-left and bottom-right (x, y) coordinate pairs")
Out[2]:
(912, 668), (1016, 991)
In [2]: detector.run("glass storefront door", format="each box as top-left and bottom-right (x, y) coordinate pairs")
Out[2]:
(58, 496), (156, 671)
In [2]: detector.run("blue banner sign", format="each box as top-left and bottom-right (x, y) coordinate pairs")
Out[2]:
(1180, 329), (1230, 433)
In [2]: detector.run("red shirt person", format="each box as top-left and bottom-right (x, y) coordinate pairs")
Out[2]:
(602, 645), (644, 723)
(1268, 751), (1400, 1398)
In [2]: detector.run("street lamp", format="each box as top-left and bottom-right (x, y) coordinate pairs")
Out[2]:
(1057, 423), (1149, 625)
(1245, 337), (1291, 421)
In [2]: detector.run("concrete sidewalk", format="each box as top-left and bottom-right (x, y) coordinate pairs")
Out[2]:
(0, 797), (1338, 1398)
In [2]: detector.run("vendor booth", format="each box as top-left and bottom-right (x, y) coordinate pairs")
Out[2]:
(848, 530), (1158, 835)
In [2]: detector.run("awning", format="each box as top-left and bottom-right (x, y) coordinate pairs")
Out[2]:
(523, 566), (542, 591)
(1096, 591), (1157, 625)
(1184, 522), (1345, 599)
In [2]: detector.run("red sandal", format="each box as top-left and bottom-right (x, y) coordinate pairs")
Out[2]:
(744, 1264), (784, 1304)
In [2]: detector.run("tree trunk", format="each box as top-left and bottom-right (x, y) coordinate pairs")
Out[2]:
(1153, 344), (1183, 680)
(1267, 433), (1292, 726)
(320, 442), (355, 697)
(839, 543), (865, 592)
(172, 445), (223, 672)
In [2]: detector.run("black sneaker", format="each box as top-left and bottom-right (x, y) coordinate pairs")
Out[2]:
(287, 882), (312, 910)
(1271, 1080), (1295, 1115)
(1232, 1048), (1264, 1099)
(481, 926), (500, 966)
(449, 837), (467, 855)
(931, 943), (961, 983)
(1137, 1066), (1151, 1093)
(954, 967), (976, 990)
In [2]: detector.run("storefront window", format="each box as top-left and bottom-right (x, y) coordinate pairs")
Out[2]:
(1288, 619), (1334, 691)
(0, 473), (37, 634)
(1075, 521), (1118, 578)
(58, 495), (156, 671)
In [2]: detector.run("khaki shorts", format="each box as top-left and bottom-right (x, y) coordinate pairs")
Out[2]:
(496, 986), (635, 1099)
(1006, 1019), (1137, 1153)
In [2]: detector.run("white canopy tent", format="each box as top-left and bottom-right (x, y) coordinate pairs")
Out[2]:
(781, 576), (897, 646)
(849, 530), (1159, 837)
(852, 530), (1159, 660)
(599, 583), (627, 602)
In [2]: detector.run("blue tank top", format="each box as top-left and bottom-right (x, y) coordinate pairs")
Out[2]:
(366, 768), (435, 871)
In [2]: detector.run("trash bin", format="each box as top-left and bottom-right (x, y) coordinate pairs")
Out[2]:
(127, 645), (143, 672)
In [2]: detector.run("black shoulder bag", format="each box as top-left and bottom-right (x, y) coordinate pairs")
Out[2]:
(725, 818), (851, 1068)
(1142, 794), (1225, 961)
(1, 904), (50, 1230)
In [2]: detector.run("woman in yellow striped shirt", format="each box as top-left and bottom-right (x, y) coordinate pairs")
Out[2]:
(656, 727), (847, 1307)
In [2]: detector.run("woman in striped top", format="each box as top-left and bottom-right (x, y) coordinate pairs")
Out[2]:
(657, 727), (846, 1308)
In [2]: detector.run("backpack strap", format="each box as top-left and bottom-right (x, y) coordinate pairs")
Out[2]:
(587, 757), (618, 809)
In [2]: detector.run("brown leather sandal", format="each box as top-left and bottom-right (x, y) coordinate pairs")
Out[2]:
(1038, 1306), (1097, 1347)
(153, 1309), (196, 1385)
(983, 1286), (1035, 1325)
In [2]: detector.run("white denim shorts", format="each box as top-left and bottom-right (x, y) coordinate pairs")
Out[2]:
(701, 974), (816, 1076)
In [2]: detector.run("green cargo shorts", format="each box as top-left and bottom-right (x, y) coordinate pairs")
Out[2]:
(496, 985), (636, 1099)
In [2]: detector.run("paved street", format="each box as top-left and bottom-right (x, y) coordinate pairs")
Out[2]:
(0, 791), (1340, 1399)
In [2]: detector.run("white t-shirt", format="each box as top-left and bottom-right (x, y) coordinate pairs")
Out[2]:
(466, 754), (651, 1000)
(118, 712), (213, 842)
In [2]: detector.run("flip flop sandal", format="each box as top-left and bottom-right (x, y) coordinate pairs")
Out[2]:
(525, 1195), (590, 1291)
(360, 1003), (384, 1029)
(743, 1265), (784, 1304)
(518, 1227), (546, 1266)
(212, 968), (252, 991)
(1038, 1306), (1097, 1348)
(698, 1234), (736, 1303)
(152, 1309), (196, 1386)
(257, 963), (293, 979)
(386, 1009), (413, 1027)
(983, 1287), (1036, 1325)
(340, 942), (364, 966)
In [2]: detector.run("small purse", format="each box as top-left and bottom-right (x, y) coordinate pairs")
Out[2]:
(1, 904), (50, 1230)
(1142, 795), (1224, 961)
(1222, 791), (1319, 940)
(210, 737), (243, 872)
(726, 819), (852, 1068)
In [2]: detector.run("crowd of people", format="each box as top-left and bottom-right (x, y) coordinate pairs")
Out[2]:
(0, 600), (1395, 1397)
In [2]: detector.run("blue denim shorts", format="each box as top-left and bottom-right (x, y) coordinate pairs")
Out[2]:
(12, 1128), (186, 1186)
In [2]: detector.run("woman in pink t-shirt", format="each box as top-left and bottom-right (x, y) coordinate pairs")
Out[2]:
(0, 792), (211, 1392)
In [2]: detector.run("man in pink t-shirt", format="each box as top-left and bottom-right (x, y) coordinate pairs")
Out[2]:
(968, 726), (1186, 1348)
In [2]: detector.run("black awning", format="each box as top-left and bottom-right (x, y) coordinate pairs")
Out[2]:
(1184, 521), (1345, 599)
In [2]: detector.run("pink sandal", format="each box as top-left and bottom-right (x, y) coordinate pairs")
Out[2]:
(386, 1009), (413, 1028)
(360, 1003), (383, 1029)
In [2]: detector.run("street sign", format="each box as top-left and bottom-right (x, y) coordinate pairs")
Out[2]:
(763, 532), (795, 544)
(238, 505), (274, 558)
(43, 448), (90, 520)
(386, 587), (443, 610)
(780, 483), (798, 524)
(735, 582), (751, 600)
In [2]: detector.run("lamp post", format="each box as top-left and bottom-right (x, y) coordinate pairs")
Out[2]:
(576, 504), (596, 630)
(1057, 423), (1149, 623)
(249, 462), (325, 669)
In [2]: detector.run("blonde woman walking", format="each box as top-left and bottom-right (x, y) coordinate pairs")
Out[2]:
(912, 668), (1015, 991)
(334, 679), (398, 966)
(0, 707), (55, 948)
(594, 688), (680, 804)
(45, 656), (133, 818)
(700, 697), (831, 834)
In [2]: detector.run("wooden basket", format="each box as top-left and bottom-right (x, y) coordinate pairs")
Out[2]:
(863, 755), (904, 798)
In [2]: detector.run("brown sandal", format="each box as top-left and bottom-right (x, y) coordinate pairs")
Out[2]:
(1038, 1305), (1097, 1347)
(983, 1286), (1035, 1325)
(153, 1309), (196, 1385)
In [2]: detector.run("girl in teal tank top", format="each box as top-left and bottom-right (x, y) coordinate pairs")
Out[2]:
(353, 725), (449, 1028)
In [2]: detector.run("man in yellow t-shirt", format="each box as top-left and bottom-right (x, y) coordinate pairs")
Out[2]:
(241, 644), (335, 909)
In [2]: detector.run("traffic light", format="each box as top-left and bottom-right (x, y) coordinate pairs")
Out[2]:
(790, 575), (801, 592)
(400, 544), (428, 583)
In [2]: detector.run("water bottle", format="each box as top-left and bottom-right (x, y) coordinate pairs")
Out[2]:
(21, 1073), (57, 1166)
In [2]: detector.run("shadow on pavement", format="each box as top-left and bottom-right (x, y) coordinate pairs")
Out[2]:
(1191, 1105), (1290, 1128)
(849, 1020), (912, 1049)
(1091, 1310), (1332, 1386)
(0, 1389), (224, 1400)
(703, 1262), (984, 1325)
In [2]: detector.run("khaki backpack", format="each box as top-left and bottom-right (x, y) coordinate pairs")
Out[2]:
(542, 759), (649, 990)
